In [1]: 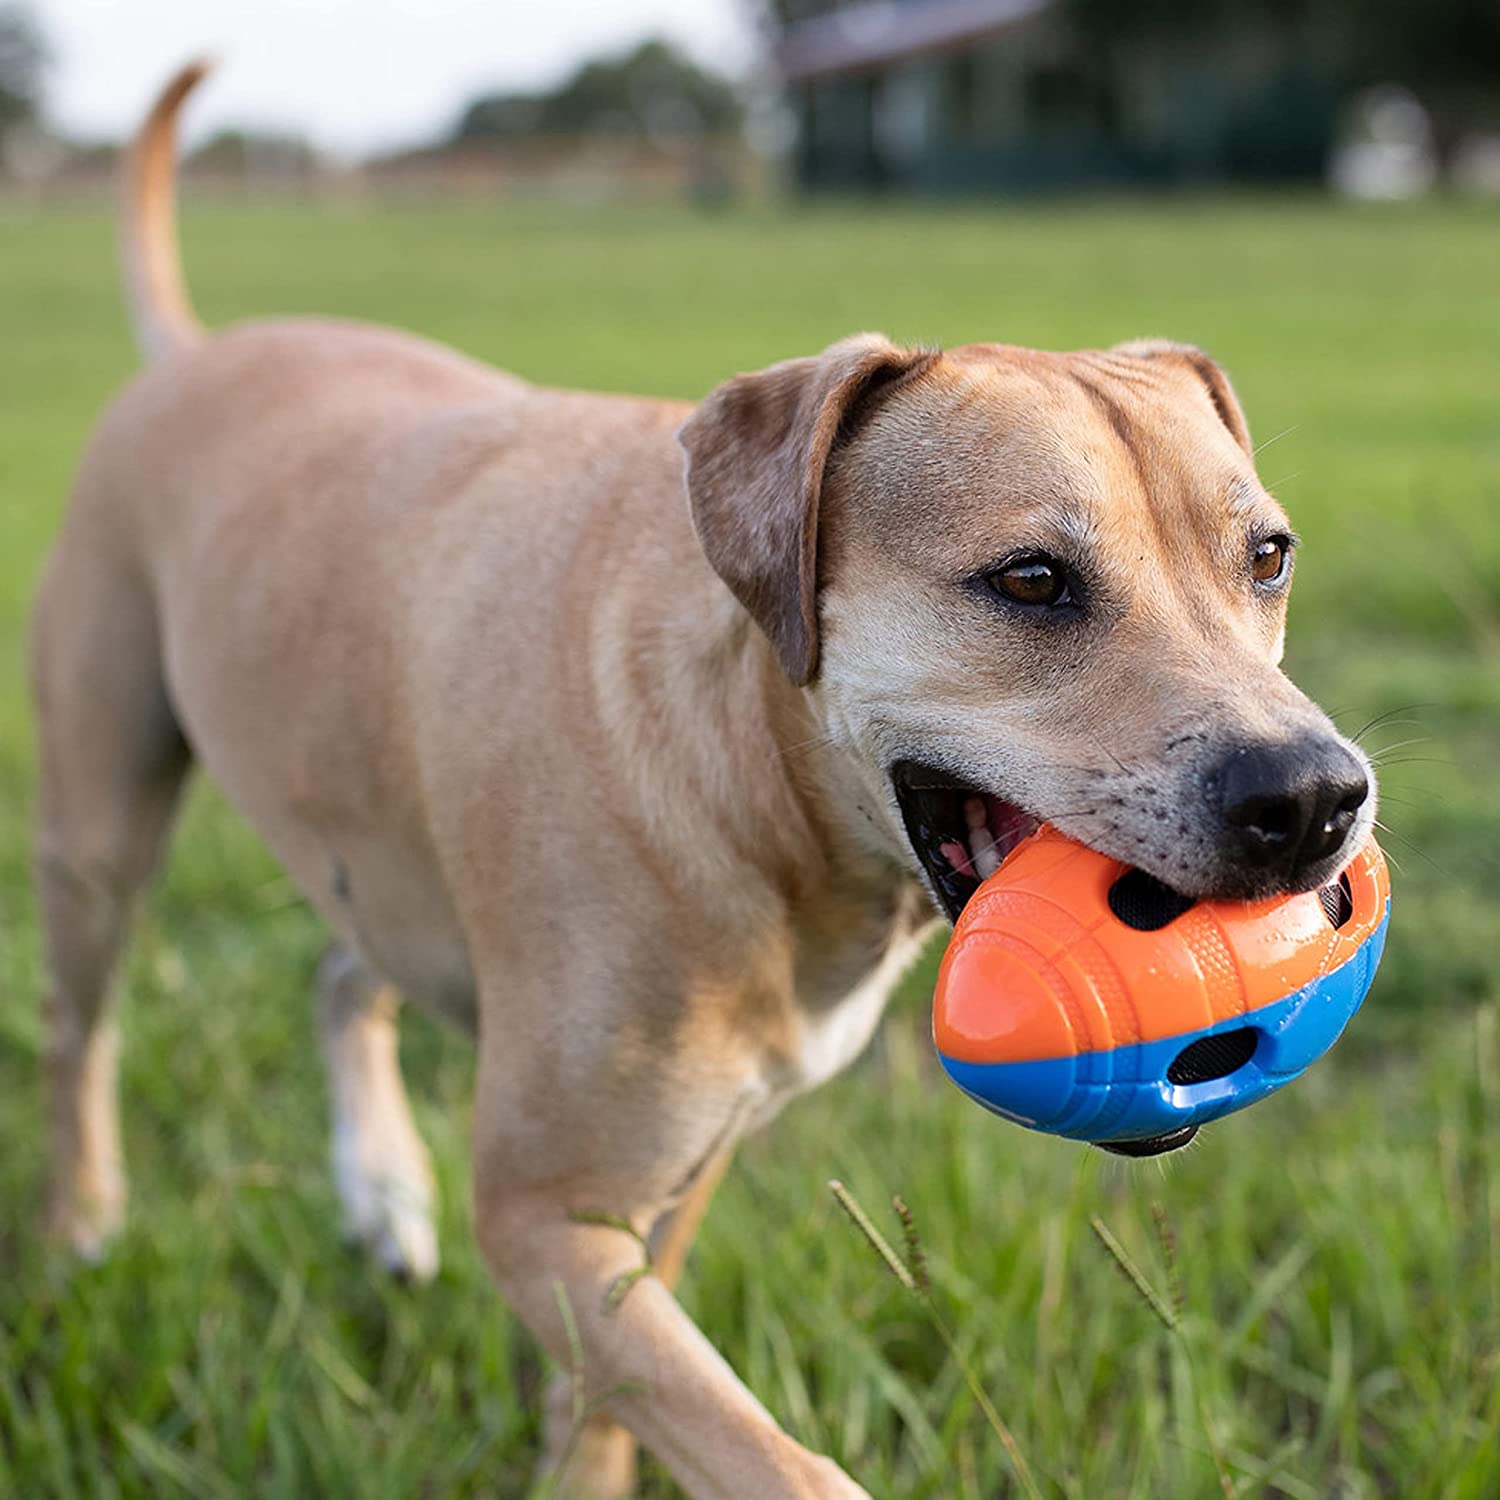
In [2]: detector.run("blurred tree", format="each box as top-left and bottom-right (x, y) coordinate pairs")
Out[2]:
(0, 2), (46, 139)
(455, 38), (740, 145)
(1343, 0), (1500, 96)
(184, 128), (319, 179)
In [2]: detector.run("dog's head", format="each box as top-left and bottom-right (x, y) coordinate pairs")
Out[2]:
(679, 335), (1374, 919)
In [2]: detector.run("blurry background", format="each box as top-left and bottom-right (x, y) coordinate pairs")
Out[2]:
(5, 0), (1500, 199)
(1, 3), (1497, 1498)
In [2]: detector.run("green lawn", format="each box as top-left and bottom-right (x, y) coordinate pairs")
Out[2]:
(1, 193), (1497, 1499)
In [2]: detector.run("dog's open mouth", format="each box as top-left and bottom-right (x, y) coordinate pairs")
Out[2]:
(891, 761), (1040, 923)
(896, 762), (1203, 1160)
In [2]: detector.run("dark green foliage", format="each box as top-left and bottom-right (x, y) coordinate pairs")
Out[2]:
(0, 2), (45, 137)
(1064, 0), (1500, 89)
(454, 38), (740, 145)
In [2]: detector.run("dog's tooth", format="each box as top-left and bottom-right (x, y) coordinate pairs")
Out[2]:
(963, 799), (1001, 878)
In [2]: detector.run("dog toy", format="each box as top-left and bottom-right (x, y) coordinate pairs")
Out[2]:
(932, 826), (1389, 1154)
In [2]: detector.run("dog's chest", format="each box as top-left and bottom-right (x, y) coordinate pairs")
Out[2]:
(777, 883), (938, 1099)
(795, 925), (934, 1091)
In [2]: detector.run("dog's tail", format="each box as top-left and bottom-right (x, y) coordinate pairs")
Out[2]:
(120, 59), (213, 361)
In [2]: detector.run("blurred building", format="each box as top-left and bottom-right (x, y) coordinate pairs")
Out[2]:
(771, 0), (1345, 191)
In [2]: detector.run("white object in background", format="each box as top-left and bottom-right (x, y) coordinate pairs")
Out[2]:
(1329, 84), (1437, 201)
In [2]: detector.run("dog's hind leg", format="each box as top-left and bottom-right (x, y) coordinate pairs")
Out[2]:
(316, 944), (439, 1281)
(30, 548), (191, 1260)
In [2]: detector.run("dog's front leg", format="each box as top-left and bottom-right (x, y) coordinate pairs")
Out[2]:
(534, 1145), (736, 1497)
(475, 1163), (869, 1500)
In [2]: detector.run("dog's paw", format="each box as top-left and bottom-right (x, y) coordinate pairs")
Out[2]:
(334, 1137), (440, 1283)
(47, 1174), (126, 1264)
(49, 1201), (123, 1264)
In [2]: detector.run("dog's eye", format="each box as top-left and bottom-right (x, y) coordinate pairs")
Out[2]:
(990, 555), (1071, 608)
(1251, 535), (1291, 585)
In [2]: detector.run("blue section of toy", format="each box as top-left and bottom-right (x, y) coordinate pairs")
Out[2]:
(938, 903), (1389, 1144)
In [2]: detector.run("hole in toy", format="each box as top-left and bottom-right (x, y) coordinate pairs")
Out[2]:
(1167, 1027), (1258, 1086)
(1107, 869), (1196, 931)
(1096, 1125), (1199, 1157)
(1318, 871), (1354, 929)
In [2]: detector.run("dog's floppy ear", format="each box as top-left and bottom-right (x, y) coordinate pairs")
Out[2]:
(1114, 339), (1254, 456)
(678, 334), (936, 686)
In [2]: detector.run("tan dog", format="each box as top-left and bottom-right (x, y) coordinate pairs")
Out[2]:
(32, 64), (1375, 1499)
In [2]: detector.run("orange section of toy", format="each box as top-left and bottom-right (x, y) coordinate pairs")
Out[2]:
(933, 827), (1389, 1067)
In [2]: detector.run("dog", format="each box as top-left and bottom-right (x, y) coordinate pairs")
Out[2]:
(31, 62), (1375, 1499)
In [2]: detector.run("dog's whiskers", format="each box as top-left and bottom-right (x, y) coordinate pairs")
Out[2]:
(1363, 735), (1432, 760)
(1375, 788), (1444, 808)
(960, 806), (1103, 873)
(1349, 703), (1434, 745)
(1076, 735), (1135, 777)
(1353, 718), (1428, 743)
(769, 731), (839, 764)
(1251, 424), (1299, 458)
(1371, 817), (1446, 876)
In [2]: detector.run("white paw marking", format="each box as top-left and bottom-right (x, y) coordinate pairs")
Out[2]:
(334, 1126), (440, 1283)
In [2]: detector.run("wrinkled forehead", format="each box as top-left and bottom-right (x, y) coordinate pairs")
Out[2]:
(828, 344), (1282, 567)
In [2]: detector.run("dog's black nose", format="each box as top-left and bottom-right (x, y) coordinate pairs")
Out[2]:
(1217, 740), (1369, 882)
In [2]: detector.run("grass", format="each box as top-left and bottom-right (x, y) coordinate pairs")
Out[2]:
(0, 190), (1497, 1497)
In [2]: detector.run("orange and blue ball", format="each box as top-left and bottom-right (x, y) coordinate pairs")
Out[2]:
(933, 827), (1390, 1153)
